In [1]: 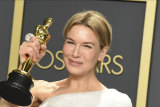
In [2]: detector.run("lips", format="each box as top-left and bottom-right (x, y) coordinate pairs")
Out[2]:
(68, 59), (83, 66)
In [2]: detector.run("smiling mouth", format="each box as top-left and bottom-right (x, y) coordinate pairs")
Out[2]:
(69, 59), (83, 66)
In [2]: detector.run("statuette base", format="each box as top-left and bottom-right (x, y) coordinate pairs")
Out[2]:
(0, 71), (34, 106)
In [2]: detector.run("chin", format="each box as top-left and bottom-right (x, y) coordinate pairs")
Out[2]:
(66, 66), (85, 76)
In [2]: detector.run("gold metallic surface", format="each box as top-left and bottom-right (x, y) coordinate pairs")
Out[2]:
(34, 18), (53, 44)
(21, 18), (53, 73)
(21, 58), (33, 73)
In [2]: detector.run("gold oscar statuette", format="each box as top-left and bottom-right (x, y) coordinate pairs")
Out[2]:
(0, 18), (53, 106)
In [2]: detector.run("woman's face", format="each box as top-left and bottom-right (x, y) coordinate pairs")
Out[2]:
(63, 24), (106, 76)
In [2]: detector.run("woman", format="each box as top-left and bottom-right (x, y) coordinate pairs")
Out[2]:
(0, 10), (132, 107)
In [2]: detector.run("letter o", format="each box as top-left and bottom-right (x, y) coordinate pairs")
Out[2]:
(37, 49), (54, 69)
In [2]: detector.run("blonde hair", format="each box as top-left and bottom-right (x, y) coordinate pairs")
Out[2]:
(63, 10), (112, 49)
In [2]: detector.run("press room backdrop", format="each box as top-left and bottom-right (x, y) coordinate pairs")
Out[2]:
(0, 0), (159, 107)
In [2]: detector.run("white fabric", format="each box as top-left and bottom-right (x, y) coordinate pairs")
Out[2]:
(39, 89), (132, 107)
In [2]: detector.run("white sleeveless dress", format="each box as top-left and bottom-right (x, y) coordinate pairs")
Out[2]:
(39, 89), (132, 107)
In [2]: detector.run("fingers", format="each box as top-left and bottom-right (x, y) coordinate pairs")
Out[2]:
(19, 44), (35, 63)
(40, 44), (47, 54)
(19, 37), (47, 63)
(38, 44), (47, 62)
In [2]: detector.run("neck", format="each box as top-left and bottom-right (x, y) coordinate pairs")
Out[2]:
(63, 72), (105, 91)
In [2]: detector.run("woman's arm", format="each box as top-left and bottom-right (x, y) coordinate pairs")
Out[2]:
(0, 98), (19, 107)
(0, 37), (47, 107)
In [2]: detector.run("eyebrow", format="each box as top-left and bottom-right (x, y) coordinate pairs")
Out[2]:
(65, 37), (96, 45)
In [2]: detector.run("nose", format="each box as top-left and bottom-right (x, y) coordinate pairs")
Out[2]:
(72, 45), (80, 58)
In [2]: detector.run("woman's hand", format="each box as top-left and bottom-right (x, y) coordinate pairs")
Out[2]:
(19, 37), (47, 65)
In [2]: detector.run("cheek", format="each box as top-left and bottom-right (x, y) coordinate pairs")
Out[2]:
(63, 44), (72, 56)
(83, 50), (99, 61)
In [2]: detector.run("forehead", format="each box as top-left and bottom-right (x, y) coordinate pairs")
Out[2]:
(67, 24), (100, 43)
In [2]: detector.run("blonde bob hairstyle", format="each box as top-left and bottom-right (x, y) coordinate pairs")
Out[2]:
(63, 10), (112, 49)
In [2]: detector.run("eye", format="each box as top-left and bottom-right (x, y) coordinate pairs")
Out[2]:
(84, 45), (92, 49)
(66, 41), (74, 45)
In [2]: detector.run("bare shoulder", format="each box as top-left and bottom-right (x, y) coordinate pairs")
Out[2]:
(30, 79), (67, 106)
(31, 80), (58, 103)
(33, 78), (67, 87)
(33, 80), (52, 87)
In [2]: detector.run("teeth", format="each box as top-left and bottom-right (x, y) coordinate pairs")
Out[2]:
(70, 60), (81, 65)
(73, 62), (79, 64)
(72, 61), (78, 64)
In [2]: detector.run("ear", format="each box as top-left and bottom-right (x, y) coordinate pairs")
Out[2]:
(98, 46), (108, 61)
